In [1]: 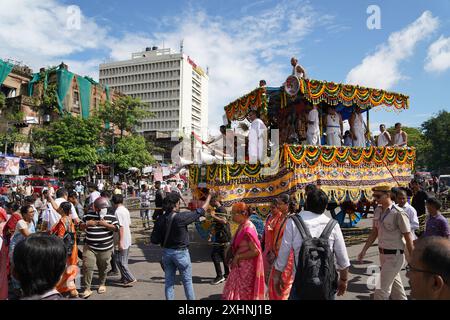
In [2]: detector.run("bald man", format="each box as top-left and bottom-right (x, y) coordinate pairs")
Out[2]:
(406, 236), (450, 300)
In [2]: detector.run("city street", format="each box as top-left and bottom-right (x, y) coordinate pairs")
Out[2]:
(1, 0), (450, 306)
(85, 209), (411, 301)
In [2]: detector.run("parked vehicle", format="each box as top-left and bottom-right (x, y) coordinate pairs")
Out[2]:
(439, 175), (450, 192)
(24, 176), (62, 194)
(414, 171), (433, 190)
(0, 177), (12, 195)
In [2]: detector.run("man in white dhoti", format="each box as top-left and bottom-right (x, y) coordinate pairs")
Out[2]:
(377, 124), (392, 147)
(350, 108), (366, 147)
(307, 105), (321, 146)
(393, 123), (408, 147)
(204, 125), (234, 163)
(291, 57), (307, 79)
(325, 107), (343, 146)
(206, 126), (226, 150)
(247, 110), (267, 163)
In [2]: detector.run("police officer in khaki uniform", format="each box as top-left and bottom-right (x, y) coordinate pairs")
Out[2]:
(358, 185), (414, 300)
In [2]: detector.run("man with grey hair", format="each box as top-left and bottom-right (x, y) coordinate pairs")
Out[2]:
(406, 236), (450, 300)
(291, 57), (307, 79)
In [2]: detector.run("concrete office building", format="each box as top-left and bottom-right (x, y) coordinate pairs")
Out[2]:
(99, 47), (209, 141)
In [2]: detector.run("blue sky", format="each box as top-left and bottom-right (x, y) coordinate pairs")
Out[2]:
(1, 0), (449, 133)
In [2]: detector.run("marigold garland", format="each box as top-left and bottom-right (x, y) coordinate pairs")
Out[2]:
(223, 79), (409, 123)
(189, 146), (416, 185)
(224, 87), (267, 121)
(300, 79), (409, 110)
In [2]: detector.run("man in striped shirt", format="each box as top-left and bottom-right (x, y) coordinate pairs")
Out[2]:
(79, 197), (119, 299)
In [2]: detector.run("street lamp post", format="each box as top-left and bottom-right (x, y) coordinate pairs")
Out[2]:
(111, 126), (115, 184)
(3, 122), (11, 156)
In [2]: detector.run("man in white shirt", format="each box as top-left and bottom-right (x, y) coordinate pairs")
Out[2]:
(44, 182), (55, 199)
(41, 188), (80, 231)
(112, 194), (136, 287)
(273, 189), (350, 299)
(87, 183), (101, 211)
(247, 110), (268, 164)
(349, 108), (366, 148)
(393, 123), (408, 147)
(306, 105), (321, 146)
(377, 124), (392, 147)
(291, 57), (307, 79)
(97, 181), (104, 192)
(24, 181), (33, 197)
(396, 188), (419, 239)
(205, 125), (234, 161)
(325, 107), (343, 146)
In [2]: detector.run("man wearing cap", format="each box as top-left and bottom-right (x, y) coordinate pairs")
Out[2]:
(358, 185), (414, 300)
(79, 197), (119, 298)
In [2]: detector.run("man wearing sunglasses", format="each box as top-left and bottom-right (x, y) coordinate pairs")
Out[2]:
(406, 236), (450, 300)
(358, 185), (414, 300)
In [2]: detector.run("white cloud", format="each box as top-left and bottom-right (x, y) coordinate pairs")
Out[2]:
(0, 0), (108, 70)
(0, 0), (333, 131)
(346, 11), (439, 90)
(107, 34), (154, 62)
(62, 59), (104, 81)
(145, 1), (324, 129)
(425, 35), (450, 73)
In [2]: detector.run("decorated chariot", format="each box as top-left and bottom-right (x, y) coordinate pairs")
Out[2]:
(189, 76), (415, 231)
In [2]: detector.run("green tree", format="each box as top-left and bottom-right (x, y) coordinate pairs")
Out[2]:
(41, 83), (59, 112)
(421, 110), (450, 172)
(0, 104), (28, 154)
(97, 96), (152, 137)
(99, 134), (155, 172)
(32, 115), (103, 178)
(387, 126), (428, 169)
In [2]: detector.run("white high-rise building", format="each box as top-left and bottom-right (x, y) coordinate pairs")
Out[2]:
(99, 47), (209, 137)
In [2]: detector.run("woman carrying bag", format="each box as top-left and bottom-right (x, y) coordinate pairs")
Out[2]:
(49, 201), (79, 298)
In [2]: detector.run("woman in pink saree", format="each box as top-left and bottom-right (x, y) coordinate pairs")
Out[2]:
(222, 202), (265, 300)
(0, 207), (8, 300)
(267, 195), (295, 300)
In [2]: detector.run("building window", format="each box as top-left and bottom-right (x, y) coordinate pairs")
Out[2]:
(72, 89), (80, 113)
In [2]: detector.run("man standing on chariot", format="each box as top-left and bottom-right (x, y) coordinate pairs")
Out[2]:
(306, 104), (321, 146)
(290, 57), (307, 79)
(324, 106), (343, 146)
(247, 109), (268, 164)
(393, 123), (408, 147)
(377, 124), (392, 147)
(350, 108), (367, 147)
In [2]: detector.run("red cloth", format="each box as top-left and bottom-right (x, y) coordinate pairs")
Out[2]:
(0, 208), (6, 222)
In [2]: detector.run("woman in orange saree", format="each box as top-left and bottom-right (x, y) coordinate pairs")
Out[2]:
(50, 201), (79, 298)
(222, 202), (265, 300)
(267, 195), (295, 300)
(262, 200), (282, 284)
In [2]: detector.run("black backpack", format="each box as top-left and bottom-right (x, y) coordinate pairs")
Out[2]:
(51, 218), (75, 257)
(291, 215), (338, 300)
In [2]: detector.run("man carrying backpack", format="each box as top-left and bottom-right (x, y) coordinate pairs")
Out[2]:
(273, 189), (350, 300)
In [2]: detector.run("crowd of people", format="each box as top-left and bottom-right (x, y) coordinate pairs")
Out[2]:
(0, 179), (162, 300)
(149, 179), (449, 301)
(0, 175), (449, 301)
